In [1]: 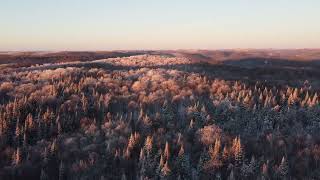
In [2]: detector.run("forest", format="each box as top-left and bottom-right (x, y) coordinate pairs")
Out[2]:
(0, 53), (319, 180)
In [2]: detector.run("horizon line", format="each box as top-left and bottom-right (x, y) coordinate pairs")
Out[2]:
(1, 48), (320, 53)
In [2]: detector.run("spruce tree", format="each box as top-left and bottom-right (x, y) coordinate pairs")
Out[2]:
(278, 156), (289, 179)
(40, 168), (49, 180)
(197, 149), (210, 179)
(176, 145), (191, 179)
(160, 161), (171, 180)
(59, 161), (66, 180)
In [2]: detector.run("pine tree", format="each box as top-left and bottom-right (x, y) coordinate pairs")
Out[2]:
(189, 119), (195, 129)
(215, 172), (222, 180)
(156, 154), (165, 179)
(159, 154), (165, 169)
(25, 114), (30, 129)
(261, 162), (269, 180)
(128, 133), (136, 150)
(59, 161), (66, 180)
(50, 139), (58, 155)
(222, 146), (229, 162)
(124, 146), (131, 159)
(227, 169), (235, 180)
(40, 168), (49, 180)
(248, 156), (257, 177)
(121, 172), (127, 180)
(49, 121), (56, 137)
(12, 147), (22, 165)
(139, 156), (147, 180)
(162, 100), (174, 122)
(176, 144), (191, 179)
(43, 147), (49, 164)
(23, 130), (28, 147)
(278, 156), (289, 179)
(164, 141), (170, 161)
(177, 175), (182, 180)
(160, 161), (171, 180)
(197, 149), (210, 178)
(142, 138), (157, 179)
(139, 148), (145, 162)
(144, 136), (153, 156)
(212, 138), (221, 159)
(37, 120), (42, 140)
(311, 93), (318, 106)
(57, 116), (62, 135)
(233, 137), (243, 166)
(208, 138), (222, 170)
(15, 120), (21, 146)
(240, 162), (250, 178)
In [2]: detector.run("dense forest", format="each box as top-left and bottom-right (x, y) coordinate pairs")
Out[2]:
(0, 54), (320, 180)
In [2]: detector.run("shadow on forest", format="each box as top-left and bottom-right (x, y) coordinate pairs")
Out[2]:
(17, 58), (320, 89)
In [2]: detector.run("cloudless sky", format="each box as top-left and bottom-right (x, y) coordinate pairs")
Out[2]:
(1, 0), (320, 51)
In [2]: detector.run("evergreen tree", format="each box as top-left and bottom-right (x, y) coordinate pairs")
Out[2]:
(14, 121), (21, 146)
(12, 147), (22, 165)
(222, 146), (229, 162)
(215, 172), (222, 180)
(176, 145), (191, 179)
(233, 137), (243, 167)
(59, 161), (66, 180)
(144, 136), (153, 156)
(197, 148), (210, 178)
(261, 162), (269, 180)
(160, 161), (171, 180)
(208, 138), (222, 171)
(162, 100), (174, 123)
(248, 156), (257, 177)
(121, 172), (127, 180)
(40, 168), (49, 180)
(164, 141), (170, 161)
(227, 169), (235, 180)
(278, 156), (289, 180)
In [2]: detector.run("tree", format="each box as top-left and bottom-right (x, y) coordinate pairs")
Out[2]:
(176, 144), (191, 179)
(261, 162), (269, 180)
(40, 168), (49, 180)
(121, 172), (127, 180)
(278, 156), (289, 179)
(227, 169), (235, 180)
(142, 136), (157, 179)
(156, 154), (165, 179)
(57, 116), (62, 135)
(215, 172), (222, 180)
(144, 136), (153, 156)
(208, 138), (222, 170)
(232, 137), (243, 166)
(23, 130), (28, 147)
(164, 141), (170, 161)
(222, 146), (229, 162)
(14, 121), (21, 146)
(162, 100), (174, 123)
(240, 162), (250, 179)
(43, 147), (49, 164)
(160, 161), (171, 180)
(197, 149), (210, 178)
(128, 133), (136, 150)
(12, 147), (22, 165)
(139, 155), (147, 180)
(50, 139), (58, 155)
(59, 161), (66, 180)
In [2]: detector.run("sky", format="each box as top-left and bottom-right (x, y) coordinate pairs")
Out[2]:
(1, 0), (320, 51)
